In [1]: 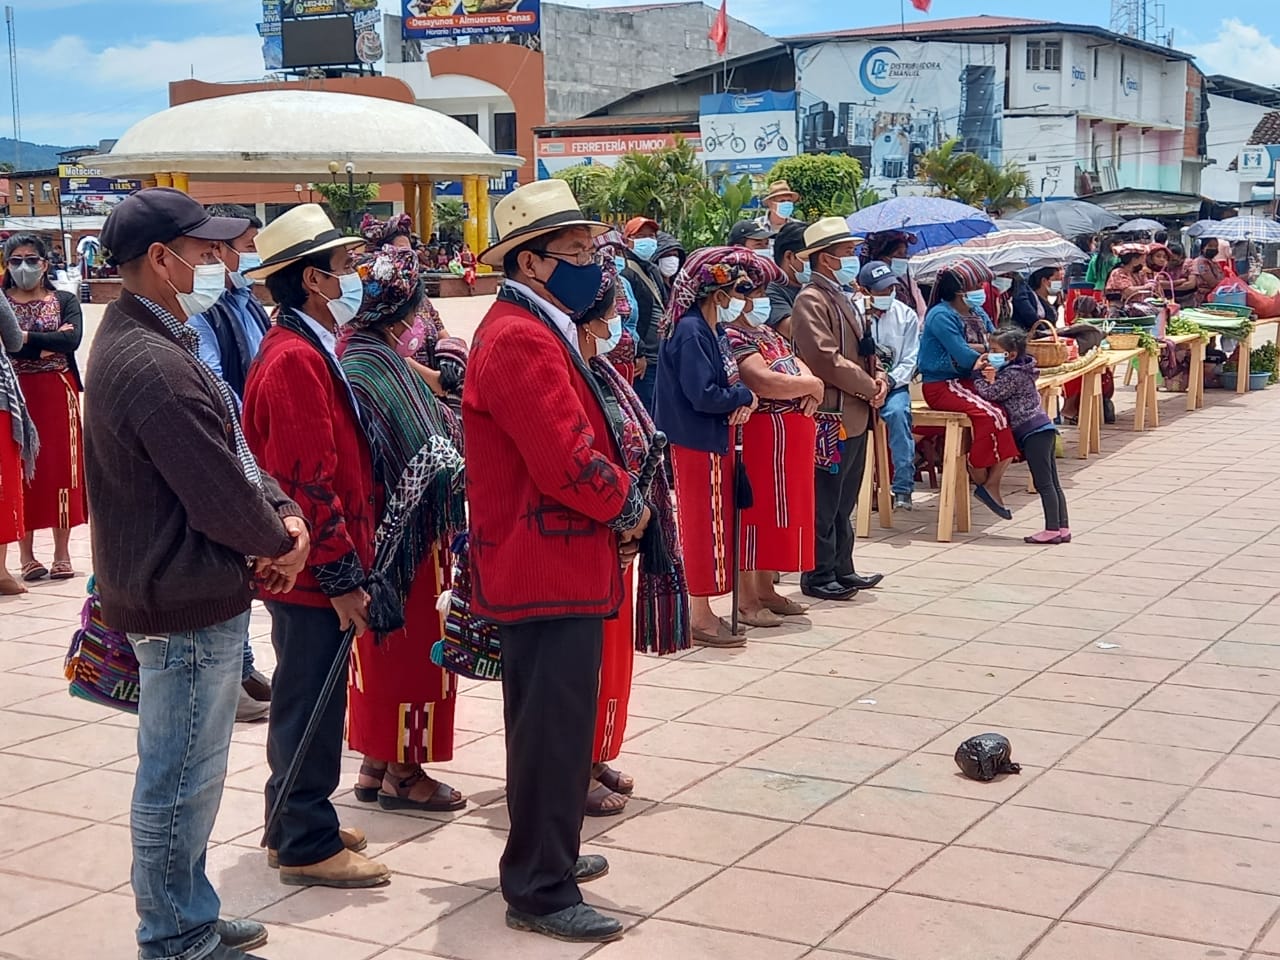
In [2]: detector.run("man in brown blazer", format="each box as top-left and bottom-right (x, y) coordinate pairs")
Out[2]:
(791, 217), (890, 602)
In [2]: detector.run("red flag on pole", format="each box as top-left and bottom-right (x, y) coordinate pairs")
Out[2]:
(910, 0), (931, 10)
(708, 0), (728, 56)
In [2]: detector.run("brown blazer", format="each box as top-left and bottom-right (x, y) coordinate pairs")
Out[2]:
(791, 273), (887, 439)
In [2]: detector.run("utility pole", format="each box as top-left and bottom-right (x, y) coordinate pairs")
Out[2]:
(5, 6), (18, 172)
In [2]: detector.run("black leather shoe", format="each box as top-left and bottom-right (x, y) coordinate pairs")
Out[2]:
(801, 579), (859, 601)
(216, 919), (268, 952)
(506, 903), (625, 943)
(838, 572), (885, 590)
(574, 855), (609, 883)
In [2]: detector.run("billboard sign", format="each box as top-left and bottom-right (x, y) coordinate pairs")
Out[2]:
(535, 133), (702, 179)
(282, 0), (377, 14)
(58, 166), (141, 216)
(1238, 145), (1280, 182)
(795, 40), (1005, 192)
(402, 0), (540, 40)
(698, 90), (796, 178)
(260, 0), (283, 70)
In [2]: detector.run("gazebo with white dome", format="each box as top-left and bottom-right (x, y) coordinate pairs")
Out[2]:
(81, 87), (522, 252)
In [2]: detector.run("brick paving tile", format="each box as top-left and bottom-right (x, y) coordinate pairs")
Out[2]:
(8, 380), (1280, 956)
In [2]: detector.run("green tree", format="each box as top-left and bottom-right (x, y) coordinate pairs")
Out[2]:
(681, 175), (754, 251)
(605, 136), (706, 226)
(764, 154), (879, 219)
(917, 138), (1030, 213)
(433, 197), (466, 240)
(314, 180), (380, 234)
(551, 164), (613, 220)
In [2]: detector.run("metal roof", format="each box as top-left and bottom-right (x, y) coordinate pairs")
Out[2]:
(1206, 75), (1280, 109)
(535, 113), (699, 134)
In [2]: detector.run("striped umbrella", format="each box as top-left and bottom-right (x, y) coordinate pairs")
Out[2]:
(907, 222), (1089, 283)
(1186, 217), (1280, 242)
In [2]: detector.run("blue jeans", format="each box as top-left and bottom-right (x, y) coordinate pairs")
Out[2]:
(633, 360), (657, 413)
(881, 386), (916, 496)
(128, 611), (249, 960)
(241, 632), (255, 682)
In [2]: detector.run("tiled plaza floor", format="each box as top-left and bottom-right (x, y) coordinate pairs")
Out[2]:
(4, 379), (1280, 959)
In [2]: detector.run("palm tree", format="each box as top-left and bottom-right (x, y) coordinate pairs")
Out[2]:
(917, 138), (1029, 212)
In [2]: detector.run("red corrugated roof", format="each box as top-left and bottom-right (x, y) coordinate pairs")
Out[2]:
(535, 113), (699, 133)
(788, 15), (1049, 41)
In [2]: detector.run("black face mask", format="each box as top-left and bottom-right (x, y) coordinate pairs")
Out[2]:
(1203, 248), (1218, 260)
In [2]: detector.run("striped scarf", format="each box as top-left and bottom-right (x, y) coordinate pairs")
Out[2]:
(340, 330), (466, 604)
(589, 354), (691, 656)
(137, 295), (262, 488)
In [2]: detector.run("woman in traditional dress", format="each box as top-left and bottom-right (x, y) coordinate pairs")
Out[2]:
(339, 245), (468, 812)
(1105, 245), (1155, 304)
(655, 247), (781, 647)
(0, 293), (37, 594)
(723, 277), (824, 627)
(919, 258), (1019, 520)
(571, 251), (690, 815)
(4, 233), (85, 582)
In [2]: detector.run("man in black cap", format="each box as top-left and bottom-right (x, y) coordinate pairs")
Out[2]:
(767, 220), (811, 338)
(728, 219), (771, 250)
(85, 187), (310, 960)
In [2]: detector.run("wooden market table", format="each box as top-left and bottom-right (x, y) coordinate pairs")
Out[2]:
(1234, 317), (1280, 393)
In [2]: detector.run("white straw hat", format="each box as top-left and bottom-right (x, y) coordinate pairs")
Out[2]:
(245, 204), (364, 279)
(480, 180), (608, 268)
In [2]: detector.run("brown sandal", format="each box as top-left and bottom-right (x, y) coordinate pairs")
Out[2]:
(353, 760), (387, 803)
(585, 781), (628, 818)
(377, 769), (467, 812)
(20, 560), (47, 582)
(49, 560), (75, 580)
(594, 763), (634, 796)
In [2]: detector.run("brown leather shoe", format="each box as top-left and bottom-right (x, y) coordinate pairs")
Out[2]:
(267, 826), (367, 869)
(278, 848), (389, 888)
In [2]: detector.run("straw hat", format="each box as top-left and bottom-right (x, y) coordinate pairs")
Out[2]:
(244, 204), (364, 279)
(762, 180), (800, 204)
(480, 180), (608, 267)
(798, 217), (862, 260)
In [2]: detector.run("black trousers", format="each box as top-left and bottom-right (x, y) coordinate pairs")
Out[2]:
(499, 616), (603, 916)
(806, 428), (870, 585)
(262, 601), (347, 868)
(1023, 429), (1069, 530)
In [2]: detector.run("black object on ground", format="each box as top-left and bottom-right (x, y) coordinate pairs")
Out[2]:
(954, 732), (1022, 782)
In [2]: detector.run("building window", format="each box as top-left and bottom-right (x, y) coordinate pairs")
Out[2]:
(14, 184), (21, 203)
(494, 112), (517, 154)
(1026, 40), (1061, 72)
(451, 114), (479, 134)
(40, 181), (52, 201)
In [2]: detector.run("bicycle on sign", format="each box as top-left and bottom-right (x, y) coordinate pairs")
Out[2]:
(755, 121), (789, 154)
(703, 120), (746, 154)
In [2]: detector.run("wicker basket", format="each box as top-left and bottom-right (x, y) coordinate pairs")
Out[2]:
(1026, 319), (1070, 367)
(1107, 332), (1141, 350)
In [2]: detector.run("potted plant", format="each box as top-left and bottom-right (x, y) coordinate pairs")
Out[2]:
(1249, 341), (1277, 390)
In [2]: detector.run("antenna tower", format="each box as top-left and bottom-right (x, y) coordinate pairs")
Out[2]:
(1108, 0), (1172, 47)
(5, 6), (18, 170)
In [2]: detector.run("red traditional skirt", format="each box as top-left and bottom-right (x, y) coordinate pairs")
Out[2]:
(348, 546), (457, 765)
(670, 441), (734, 598)
(594, 566), (634, 764)
(18, 370), (87, 531)
(0, 412), (24, 544)
(922, 378), (1019, 470)
(740, 410), (815, 573)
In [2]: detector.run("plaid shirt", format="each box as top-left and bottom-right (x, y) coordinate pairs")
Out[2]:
(136, 295), (263, 488)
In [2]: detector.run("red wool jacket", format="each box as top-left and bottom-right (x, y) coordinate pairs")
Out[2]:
(243, 317), (377, 608)
(462, 292), (642, 624)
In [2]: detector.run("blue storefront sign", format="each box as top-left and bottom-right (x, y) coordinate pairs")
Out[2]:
(698, 90), (797, 179)
(402, 0), (540, 41)
(434, 168), (519, 197)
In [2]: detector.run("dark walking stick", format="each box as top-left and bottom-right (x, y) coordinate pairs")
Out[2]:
(729, 422), (752, 637)
(262, 440), (461, 846)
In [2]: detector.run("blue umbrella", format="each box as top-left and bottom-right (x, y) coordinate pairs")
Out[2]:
(1187, 217), (1280, 242)
(846, 197), (997, 254)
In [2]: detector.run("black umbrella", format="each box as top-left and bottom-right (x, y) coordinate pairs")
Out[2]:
(1007, 200), (1122, 237)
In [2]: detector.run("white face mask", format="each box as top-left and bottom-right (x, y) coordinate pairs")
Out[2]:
(321, 269), (365, 327)
(716, 297), (746, 325)
(1048, 279), (1063, 294)
(167, 248), (226, 318)
(745, 296), (772, 327)
(992, 277), (1013, 294)
(657, 255), (680, 278)
(890, 258), (909, 277)
(595, 315), (623, 354)
(871, 293), (896, 311)
(229, 251), (261, 290)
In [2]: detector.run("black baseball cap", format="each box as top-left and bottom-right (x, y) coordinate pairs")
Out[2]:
(858, 260), (897, 292)
(772, 221), (809, 265)
(101, 187), (250, 266)
(728, 220), (771, 246)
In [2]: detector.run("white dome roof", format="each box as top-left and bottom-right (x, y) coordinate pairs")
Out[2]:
(83, 89), (519, 180)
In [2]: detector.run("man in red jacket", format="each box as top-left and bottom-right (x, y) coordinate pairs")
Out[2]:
(241, 205), (389, 890)
(464, 180), (650, 943)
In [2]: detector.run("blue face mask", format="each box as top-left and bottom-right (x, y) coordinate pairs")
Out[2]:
(745, 296), (771, 327)
(890, 258), (909, 277)
(230, 251), (261, 290)
(988, 352), (1008, 370)
(775, 201), (795, 219)
(319, 269), (365, 326)
(794, 259), (811, 284)
(632, 237), (658, 260)
(596, 315), (623, 354)
(963, 289), (988, 308)
(834, 255), (860, 286)
(544, 257), (604, 318)
(613, 256), (626, 273)
(716, 296), (745, 326)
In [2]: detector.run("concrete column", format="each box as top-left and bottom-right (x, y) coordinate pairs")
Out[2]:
(417, 178), (434, 241)
(155, 172), (173, 187)
(462, 175), (480, 253)
(475, 182), (492, 273)
(170, 172), (189, 192)
(402, 177), (417, 230)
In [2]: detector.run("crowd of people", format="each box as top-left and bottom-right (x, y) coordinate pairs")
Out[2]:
(7, 176), (1235, 959)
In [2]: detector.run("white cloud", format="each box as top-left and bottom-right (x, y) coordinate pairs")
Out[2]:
(22, 33), (265, 94)
(1187, 19), (1280, 86)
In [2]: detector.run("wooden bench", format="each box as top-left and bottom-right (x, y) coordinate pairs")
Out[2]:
(1234, 317), (1280, 393)
(857, 405), (972, 543)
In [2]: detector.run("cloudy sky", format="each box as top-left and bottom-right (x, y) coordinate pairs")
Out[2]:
(5, 0), (1270, 147)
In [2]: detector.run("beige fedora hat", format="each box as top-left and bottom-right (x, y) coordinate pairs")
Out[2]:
(762, 180), (800, 203)
(480, 179), (608, 268)
(798, 216), (862, 260)
(244, 204), (365, 280)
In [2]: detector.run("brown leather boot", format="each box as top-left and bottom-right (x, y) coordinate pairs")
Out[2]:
(267, 826), (367, 869)
(278, 848), (390, 888)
